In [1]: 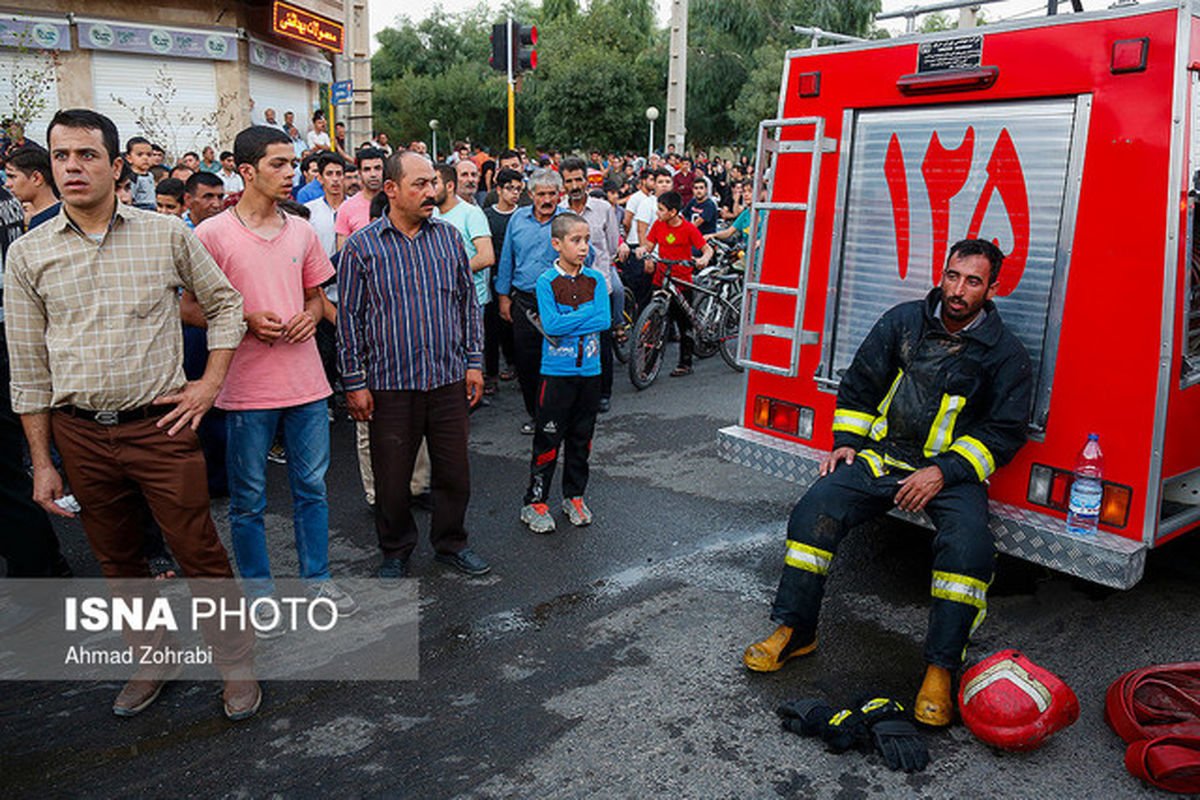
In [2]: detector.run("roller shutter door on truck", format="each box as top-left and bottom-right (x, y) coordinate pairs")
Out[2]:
(821, 97), (1087, 430)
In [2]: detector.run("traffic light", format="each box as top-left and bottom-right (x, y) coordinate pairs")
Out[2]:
(488, 22), (508, 72)
(511, 22), (537, 73)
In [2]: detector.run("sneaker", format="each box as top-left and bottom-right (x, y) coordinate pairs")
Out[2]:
(310, 580), (359, 617)
(251, 599), (286, 640)
(377, 556), (408, 579)
(562, 497), (593, 527)
(598, 397), (611, 414)
(267, 443), (287, 464)
(521, 503), (556, 534)
(520, 420), (536, 435)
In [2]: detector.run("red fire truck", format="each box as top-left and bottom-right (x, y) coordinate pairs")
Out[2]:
(718, 0), (1200, 589)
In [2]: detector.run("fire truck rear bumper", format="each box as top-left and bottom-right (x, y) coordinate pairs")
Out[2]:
(718, 425), (1146, 589)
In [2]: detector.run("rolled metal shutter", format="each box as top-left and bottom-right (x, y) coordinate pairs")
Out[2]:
(91, 51), (218, 158)
(248, 67), (312, 130)
(824, 98), (1083, 428)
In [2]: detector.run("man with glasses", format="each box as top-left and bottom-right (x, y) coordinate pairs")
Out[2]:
(483, 150), (531, 207)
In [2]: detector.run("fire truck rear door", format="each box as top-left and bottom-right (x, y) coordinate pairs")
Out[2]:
(817, 97), (1090, 432)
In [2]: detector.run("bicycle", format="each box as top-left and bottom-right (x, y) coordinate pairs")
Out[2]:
(628, 257), (743, 390)
(612, 283), (638, 364)
(691, 241), (744, 359)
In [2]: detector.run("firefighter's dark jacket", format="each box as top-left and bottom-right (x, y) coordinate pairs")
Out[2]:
(831, 288), (1033, 487)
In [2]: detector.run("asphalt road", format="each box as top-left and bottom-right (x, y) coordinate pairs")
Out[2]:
(4, 353), (1199, 799)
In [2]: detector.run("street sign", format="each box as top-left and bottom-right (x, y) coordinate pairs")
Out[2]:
(331, 80), (352, 105)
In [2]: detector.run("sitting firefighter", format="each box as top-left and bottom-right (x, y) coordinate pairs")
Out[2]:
(743, 238), (1033, 726)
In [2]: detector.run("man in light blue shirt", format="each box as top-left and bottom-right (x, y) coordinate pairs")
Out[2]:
(433, 163), (493, 308)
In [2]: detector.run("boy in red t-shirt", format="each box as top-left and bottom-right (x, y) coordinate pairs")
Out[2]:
(636, 190), (713, 376)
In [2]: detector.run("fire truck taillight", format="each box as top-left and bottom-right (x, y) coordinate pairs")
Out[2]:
(896, 67), (998, 96)
(1100, 484), (1132, 528)
(1111, 37), (1149, 74)
(753, 396), (813, 439)
(1026, 464), (1132, 528)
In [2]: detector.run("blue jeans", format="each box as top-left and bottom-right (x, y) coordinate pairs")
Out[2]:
(226, 399), (331, 596)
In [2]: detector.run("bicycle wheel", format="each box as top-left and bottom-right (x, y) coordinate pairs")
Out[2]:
(692, 292), (719, 359)
(613, 285), (637, 364)
(629, 298), (669, 390)
(718, 292), (744, 372)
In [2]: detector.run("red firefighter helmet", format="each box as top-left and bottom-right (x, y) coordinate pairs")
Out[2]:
(959, 649), (1080, 752)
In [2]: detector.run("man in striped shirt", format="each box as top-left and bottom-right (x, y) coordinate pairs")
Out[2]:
(337, 151), (490, 579)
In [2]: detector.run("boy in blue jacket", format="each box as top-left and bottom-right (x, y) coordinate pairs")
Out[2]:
(521, 212), (611, 533)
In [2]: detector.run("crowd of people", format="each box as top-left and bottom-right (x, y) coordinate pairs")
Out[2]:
(0, 102), (767, 721)
(0, 90), (1035, 750)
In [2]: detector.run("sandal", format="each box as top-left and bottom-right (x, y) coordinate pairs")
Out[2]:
(670, 365), (693, 377)
(483, 379), (498, 396)
(499, 368), (517, 382)
(149, 556), (178, 580)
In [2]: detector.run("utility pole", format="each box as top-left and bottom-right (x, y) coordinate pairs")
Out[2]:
(665, 0), (687, 153)
(506, 15), (515, 150)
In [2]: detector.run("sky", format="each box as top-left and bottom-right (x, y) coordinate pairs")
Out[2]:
(368, 1), (1123, 50)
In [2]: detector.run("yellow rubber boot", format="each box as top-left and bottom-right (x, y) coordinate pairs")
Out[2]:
(914, 664), (953, 726)
(742, 625), (817, 672)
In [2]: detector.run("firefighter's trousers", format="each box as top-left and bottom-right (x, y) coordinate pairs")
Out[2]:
(770, 458), (993, 671)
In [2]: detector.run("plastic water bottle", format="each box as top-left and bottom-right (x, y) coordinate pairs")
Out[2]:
(1066, 433), (1103, 536)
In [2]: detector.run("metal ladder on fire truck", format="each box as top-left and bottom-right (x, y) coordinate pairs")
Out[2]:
(736, 117), (837, 375)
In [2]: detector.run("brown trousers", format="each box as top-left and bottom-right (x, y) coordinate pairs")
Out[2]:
(370, 383), (471, 560)
(52, 412), (253, 668)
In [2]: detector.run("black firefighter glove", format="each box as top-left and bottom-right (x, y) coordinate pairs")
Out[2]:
(776, 698), (835, 737)
(870, 718), (930, 773)
(821, 697), (908, 752)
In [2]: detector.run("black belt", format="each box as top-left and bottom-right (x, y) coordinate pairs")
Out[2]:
(57, 404), (171, 426)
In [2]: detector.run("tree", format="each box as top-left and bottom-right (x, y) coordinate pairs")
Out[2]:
(918, 12), (955, 33)
(371, 4), (509, 147)
(370, 0), (884, 154)
(3, 36), (61, 133)
(686, 0), (880, 148)
(528, 46), (646, 151)
(109, 67), (224, 160)
(521, 0), (660, 151)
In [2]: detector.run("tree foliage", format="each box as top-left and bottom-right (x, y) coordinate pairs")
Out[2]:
(688, 0), (880, 147)
(372, 0), (883, 153)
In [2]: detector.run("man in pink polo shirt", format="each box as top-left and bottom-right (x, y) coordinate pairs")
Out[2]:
(195, 125), (357, 636)
(335, 147), (386, 250)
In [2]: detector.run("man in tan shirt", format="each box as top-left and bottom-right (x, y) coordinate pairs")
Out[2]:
(4, 109), (260, 721)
